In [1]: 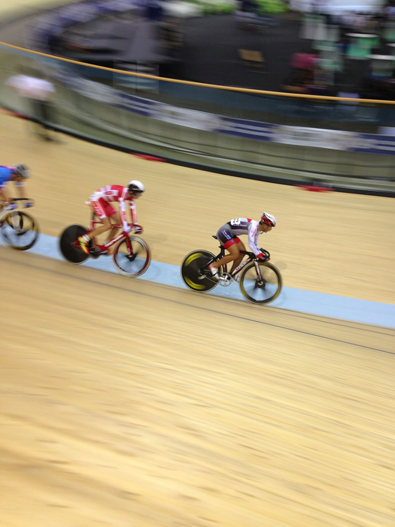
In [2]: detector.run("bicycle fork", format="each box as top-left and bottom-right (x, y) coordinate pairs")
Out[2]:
(253, 260), (266, 286)
(124, 236), (137, 261)
(9, 211), (23, 232)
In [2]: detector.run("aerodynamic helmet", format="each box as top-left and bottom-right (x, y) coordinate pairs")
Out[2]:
(261, 212), (276, 227)
(14, 164), (30, 179)
(128, 180), (145, 193)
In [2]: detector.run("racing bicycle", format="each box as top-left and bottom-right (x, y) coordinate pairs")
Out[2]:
(59, 213), (151, 278)
(0, 198), (39, 251)
(181, 236), (282, 304)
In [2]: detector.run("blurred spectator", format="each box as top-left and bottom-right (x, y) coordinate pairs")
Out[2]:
(145, 0), (163, 21)
(5, 68), (56, 141)
(385, 1), (395, 20)
(236, 0), (260, 31)
(283, 52), (318, 94)
(282, 68), (313, 93)
(362, 62), (395, 100)
(160, 16), (183, 58)
(241, 0), (258, 14)
(282, 62), (335, 96)
(290, 52), (317, 70)
(305, 66), (336, 96)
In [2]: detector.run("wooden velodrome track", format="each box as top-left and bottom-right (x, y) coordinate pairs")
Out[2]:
(1, 3), (395, 525)
(1, 104), (395, 527)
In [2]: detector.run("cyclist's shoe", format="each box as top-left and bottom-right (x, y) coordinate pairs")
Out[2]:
(78, 235), (90, 255)
(208, 263), (218, 277)
(198, 264), (220, 281)
(89, 246), (101, 258)
(200, 272), (222, 282)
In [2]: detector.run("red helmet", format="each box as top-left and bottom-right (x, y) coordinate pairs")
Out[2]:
(261, 212), (276, 227)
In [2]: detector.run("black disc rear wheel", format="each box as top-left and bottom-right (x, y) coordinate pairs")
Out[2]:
(59, 224), (89, 263)
(181, 250), (219, 292)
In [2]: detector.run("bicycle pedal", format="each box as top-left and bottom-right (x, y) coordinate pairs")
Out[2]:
(89, 247), (101, 258)
(218, 273), (232, 286)
(197, 269), (210, 280)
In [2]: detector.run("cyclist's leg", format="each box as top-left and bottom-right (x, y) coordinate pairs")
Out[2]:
(91, 200), (118, 237)
(106, 210), (121, 243)
(103, 210), (122, 254)
(228, 239), (246, 273)
(78, 199), (114, 253)
(212, 241), (243, 270)
(211, 225), (244, 272)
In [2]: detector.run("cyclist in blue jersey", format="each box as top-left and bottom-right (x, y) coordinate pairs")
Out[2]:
(0, 164), (31, 210)
(208, 212), (276, 279)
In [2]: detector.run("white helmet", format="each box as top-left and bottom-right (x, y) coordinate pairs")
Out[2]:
(261, 212), (276, 227)
(128, 180), (145, 193)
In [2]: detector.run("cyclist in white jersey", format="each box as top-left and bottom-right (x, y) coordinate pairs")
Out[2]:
(209, 212), (276, 279)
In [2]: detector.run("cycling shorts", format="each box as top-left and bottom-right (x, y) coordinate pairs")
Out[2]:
(216, 224), (241, 249)
(91, 198), (117, 219)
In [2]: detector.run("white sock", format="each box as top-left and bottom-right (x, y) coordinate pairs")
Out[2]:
(209, 264), (218, 275)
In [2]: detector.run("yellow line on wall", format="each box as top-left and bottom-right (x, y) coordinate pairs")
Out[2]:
(1, 40), (395, 105)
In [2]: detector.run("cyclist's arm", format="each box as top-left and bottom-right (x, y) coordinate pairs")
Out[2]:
(119, 197), (128, 228)
(14, 180), (26, 199)
(118, 187), (134, 230)
(247, 221), (262, 257)
(129, 199), (137, 226)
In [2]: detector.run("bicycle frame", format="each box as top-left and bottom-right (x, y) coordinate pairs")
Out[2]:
(88, 219), (128, 251)
(229, 253), (254, 278)
(0, 198), (33, 222)
(205, 243), (265, 283)
(181, 242), (280, 303)
(76, 213), (136, 254)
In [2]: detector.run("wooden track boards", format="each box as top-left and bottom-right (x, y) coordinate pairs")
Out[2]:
(1, 247), (394, 527)
(0, 67), (394, 526)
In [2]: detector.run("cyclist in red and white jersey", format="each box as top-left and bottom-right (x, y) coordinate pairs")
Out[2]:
(78, 180), (144, 255)
(209, 212), (276, 279)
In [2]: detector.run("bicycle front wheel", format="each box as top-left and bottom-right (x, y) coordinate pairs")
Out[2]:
(113, 236), (151, 277)
(239, 261), (282, 304)
(1, 211), (39, 250)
